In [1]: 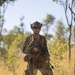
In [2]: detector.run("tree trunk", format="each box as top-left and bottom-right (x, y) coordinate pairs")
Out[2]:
(68, 25), (72, 62)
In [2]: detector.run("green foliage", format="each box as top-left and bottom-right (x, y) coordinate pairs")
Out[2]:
(54, 20), (67, 42)
(5, 33), (30, 72)
(0, 0), (16, 6)
(51, 0), (59, 4)
(43, 14), (55, 39)
(1, 24), (31, 73)
(48, 40), (68, 60)
(3, 25), (24, 49)
(3, 33), (16, 49)
(0, 15), (2, 19)
(12, 26), (23, 35)
(6, 48), (19, 71)
(5, 34), (21, 73)
(44, 34), (53, 40)
(52, 0), (57, 1)
(0, 48), (7, 60)
(44, 14), (55, 25)
(0, 0), (6, 6)
(0, 35), (3, 41)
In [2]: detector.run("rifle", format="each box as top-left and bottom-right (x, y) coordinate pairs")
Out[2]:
(36, 41), (54, 69)
(48, 61), (54, 69)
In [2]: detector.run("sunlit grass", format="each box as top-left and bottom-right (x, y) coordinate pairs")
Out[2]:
(0, 47), (75, 75)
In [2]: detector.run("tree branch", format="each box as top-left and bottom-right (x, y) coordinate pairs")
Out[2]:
(68, 5), (75, 15)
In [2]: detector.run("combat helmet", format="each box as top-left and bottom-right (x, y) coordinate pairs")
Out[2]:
(31, 21), (42, 28)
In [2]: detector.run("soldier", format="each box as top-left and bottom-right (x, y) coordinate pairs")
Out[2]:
(22, 21), (53, 75)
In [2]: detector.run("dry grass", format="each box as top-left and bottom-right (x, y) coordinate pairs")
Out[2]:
(0, 47), (75, 75)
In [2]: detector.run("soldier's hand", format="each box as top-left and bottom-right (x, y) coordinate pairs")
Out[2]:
(33, 47), (39, 53)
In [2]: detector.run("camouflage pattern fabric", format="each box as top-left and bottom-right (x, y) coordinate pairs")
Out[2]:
(22, 35), (49, 55)
(22, 35), (53, 75)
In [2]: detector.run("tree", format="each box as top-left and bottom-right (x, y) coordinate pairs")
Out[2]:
(54, 20), (67, 42)
(0, 0), (17, 48)
(5, 32), (31, 75)
(5, 33), (23, 75)
(52, 0), (75, 62)
(43, 14), (55, 39)
(0, 0), (16, 6)
(0, 47), (7, 61)
(3, 23), (25, 50)
(3, 31), (16, 49)
(20, 16), (25, 42)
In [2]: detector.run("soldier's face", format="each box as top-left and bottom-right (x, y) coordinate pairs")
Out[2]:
(32, 27), (41, 34)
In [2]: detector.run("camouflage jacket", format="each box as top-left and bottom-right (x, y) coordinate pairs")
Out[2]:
(22, 34), (49, 56)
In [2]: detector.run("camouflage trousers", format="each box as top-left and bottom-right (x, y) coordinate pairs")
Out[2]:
(25, 59), (53, 75)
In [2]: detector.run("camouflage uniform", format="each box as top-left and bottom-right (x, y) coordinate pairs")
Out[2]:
(22, 34), (53, 75)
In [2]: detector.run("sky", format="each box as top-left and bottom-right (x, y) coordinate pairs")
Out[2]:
(3, 0), (66, 34)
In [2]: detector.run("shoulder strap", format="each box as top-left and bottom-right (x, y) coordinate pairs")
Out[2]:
(29, 35), (34, 46)
(26, 35), (34, 54)
(29, 35), (34, 44)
